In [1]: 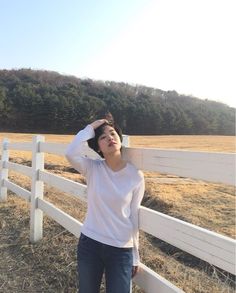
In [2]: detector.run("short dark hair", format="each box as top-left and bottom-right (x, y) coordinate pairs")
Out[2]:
(88, 120), (123, 158)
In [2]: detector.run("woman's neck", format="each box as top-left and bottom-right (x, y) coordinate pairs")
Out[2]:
(104, 153), (126, 172)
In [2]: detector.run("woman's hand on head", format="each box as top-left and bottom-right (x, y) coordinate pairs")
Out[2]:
(90, 119), (108, 130)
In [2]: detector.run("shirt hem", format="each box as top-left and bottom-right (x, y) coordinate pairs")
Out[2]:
(81, 227), (134, 248)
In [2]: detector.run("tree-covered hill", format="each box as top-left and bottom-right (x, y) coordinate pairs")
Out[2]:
(0, 69), (235, 135)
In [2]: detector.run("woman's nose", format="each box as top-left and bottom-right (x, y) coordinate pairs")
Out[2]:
(107, 134), (113, 141)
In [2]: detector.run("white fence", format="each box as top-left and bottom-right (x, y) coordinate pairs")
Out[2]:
(0, 135), (235, 293)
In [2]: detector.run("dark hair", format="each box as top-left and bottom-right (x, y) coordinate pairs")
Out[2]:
(88, 117), (123, 158)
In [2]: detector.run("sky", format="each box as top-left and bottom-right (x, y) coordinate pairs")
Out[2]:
(1, 0), (235, 108)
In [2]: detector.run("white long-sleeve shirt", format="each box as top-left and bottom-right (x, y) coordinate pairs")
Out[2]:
(65, 125), (145, 265)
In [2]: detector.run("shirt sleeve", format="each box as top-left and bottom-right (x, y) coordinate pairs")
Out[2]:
(65, 125), (95, 177)
(130, 172), (145, 266)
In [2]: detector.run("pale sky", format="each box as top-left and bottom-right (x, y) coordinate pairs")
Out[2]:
(1, 0), (235, 107)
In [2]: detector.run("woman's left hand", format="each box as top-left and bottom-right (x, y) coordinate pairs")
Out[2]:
(132, 266), (139, 278)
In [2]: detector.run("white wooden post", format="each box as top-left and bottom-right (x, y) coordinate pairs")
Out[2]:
(30, 135), (45, 243)
(122, 135), (133, 292)
(0, 138), (9, 202)
(122, 135), (130, 147)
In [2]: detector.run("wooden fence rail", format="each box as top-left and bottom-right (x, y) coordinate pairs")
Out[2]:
(0, 136), (235, 293)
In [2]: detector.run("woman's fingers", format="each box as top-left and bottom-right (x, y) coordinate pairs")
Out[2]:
(132, 266), (139, 278)
(90, 119), (108, 130)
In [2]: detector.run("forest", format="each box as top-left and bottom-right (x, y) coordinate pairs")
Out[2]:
(0, 69), (235, 135)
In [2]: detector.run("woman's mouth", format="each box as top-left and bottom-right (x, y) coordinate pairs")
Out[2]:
(108, 141), (116, 147)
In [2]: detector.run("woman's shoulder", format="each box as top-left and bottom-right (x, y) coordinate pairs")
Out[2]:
(126, 162), (144, 181)
(93, 158), (105, 167)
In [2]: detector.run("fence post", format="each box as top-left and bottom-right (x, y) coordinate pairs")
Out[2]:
(122, 135), (130, 147)
(122, 135), (133, 293)
(30, 135), (45, 243)
(0, 138), (9, 202)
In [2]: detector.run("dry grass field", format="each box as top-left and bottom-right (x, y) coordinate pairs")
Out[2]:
(0, 132), (235, 292)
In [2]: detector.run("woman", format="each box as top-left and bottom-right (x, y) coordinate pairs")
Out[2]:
(65, 116), (145, 293)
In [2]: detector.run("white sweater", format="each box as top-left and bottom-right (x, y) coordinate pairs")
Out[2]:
(65, 125), (145, 265)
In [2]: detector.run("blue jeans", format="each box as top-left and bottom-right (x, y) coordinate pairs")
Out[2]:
(77, 233), (133, 293)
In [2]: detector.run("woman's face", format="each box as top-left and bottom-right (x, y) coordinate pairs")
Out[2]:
(97, 125), (121, 157)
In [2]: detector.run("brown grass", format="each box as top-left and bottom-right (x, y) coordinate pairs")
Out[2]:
(130, 135), (236, 153)
(0, 132), (235, 292)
